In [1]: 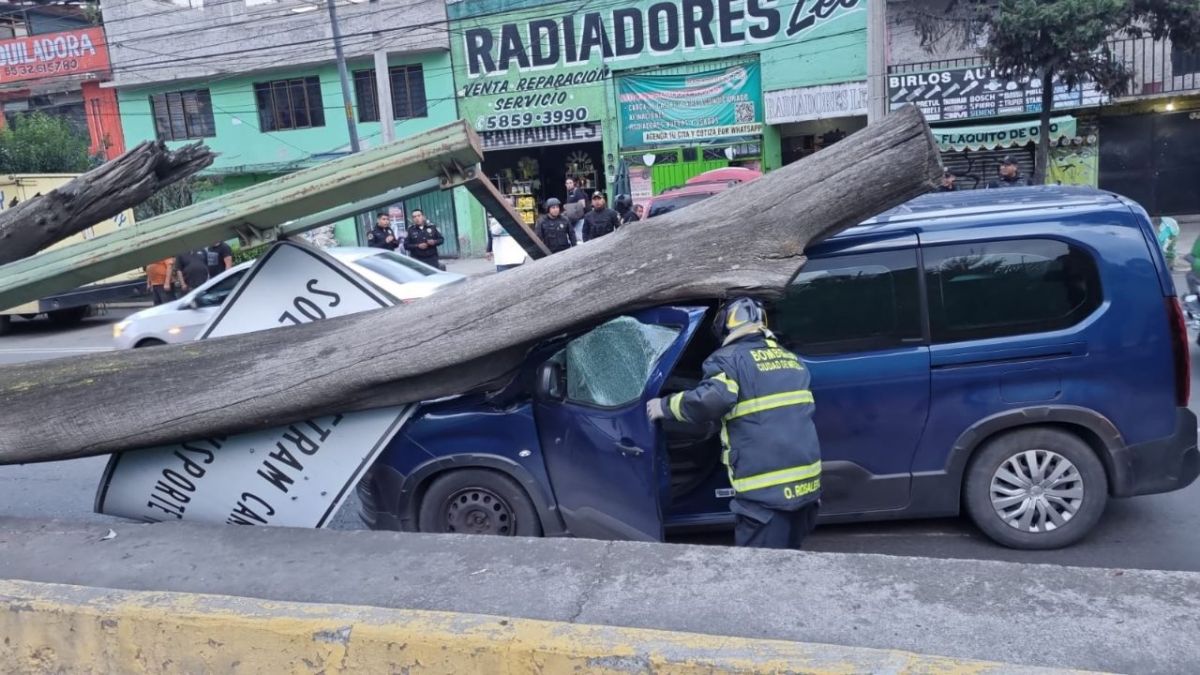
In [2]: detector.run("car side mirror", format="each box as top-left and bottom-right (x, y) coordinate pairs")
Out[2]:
(536, 361), (565, 401)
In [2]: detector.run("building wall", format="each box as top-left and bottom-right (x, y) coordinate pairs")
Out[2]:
(101, 0), (449, 88)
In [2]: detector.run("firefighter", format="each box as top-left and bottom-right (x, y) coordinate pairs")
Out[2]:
(646, 297), (822, 549)
(535, 198), (577, 253)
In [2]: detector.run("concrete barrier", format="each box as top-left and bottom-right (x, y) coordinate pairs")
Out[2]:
(0, 579), (1090, 674)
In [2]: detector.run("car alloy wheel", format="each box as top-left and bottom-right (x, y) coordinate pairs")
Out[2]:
(989, 449), (1083, 533)
(443, 487), (516, 535)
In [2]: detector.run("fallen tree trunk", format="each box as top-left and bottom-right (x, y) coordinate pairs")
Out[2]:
(0, 141), (214, 266)
(0, 106), (940, 464)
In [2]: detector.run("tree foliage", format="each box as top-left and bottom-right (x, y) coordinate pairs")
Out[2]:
(900, 0), (1200, 183)
(0, 113), (92, 174)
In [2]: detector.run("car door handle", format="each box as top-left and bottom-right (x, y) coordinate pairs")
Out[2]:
(617, 442), (645, 457)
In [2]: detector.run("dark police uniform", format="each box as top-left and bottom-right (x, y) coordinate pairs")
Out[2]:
(404, 221), (445, 268)
(582, 207), (622, 242)
(661, 331), (821, 549)
(535, 213), (577, 253)
(366, 225), (399, 251)
(987, 174), (1031, 189)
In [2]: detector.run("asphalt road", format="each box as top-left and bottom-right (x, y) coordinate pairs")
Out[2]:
(1, 305), (1199, 571)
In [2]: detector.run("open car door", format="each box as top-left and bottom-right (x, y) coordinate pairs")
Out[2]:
(534, 306), (706, 541)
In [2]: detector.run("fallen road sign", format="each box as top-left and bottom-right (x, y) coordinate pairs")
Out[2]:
(95, 242), (415, 527)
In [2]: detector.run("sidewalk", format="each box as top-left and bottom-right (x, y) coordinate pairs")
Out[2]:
(444, 256), (495, 277)
(0, 516), (1195, 673)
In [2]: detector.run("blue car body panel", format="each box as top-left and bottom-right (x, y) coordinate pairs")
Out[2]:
(362, 187), (1199, 539)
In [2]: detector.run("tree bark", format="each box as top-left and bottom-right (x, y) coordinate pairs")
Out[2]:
(1035, 69), (1055, 186)
(0, 141), (215, 266)
(0, 106), (941, 465)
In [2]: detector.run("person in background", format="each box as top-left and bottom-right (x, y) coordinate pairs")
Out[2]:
(535, 197), (577, 254)
(486, 216), (529, 272)
(205, 239), (234, 279)
(646, 297), (821, 549)
(582, 192), (622, 242)
(565, 177), (588, 244)
(173, 248), (210, 294)
(938, 169), (958, 192)
(367, 212), (399, 251)
(615, 194), (638, 224)
(405, 209), (446, 270)
(145, 257), (175, 305)
(986, 156), (1031, 189)
(634, 204), (645, 221)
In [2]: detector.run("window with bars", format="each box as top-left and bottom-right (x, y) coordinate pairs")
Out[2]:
(352, 64), (428, 123)
(150, 89), (216, 141)
(253, 76), (325, 132)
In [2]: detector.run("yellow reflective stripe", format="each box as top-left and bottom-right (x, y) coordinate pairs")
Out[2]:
(731, 461), (822, 493)
(669, 392), (687, 422)
(725, 390), (814, 420)
(713, 373), (739, 395)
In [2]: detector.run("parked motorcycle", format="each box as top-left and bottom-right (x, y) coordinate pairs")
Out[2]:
(1181, 254), (1200, 337)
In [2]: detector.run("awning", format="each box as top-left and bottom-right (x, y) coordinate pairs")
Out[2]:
(931, 115), (1077, 152)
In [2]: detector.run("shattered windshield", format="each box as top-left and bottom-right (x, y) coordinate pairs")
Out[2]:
(555, 317), (680, 407)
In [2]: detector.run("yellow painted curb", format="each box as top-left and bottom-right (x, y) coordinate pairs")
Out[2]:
(0, 579), (1096, 674)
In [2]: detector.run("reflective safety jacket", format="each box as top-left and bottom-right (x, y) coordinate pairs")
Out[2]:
(663, 331), (821, 511)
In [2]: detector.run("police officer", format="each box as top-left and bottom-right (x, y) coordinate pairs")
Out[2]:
(646, 297), (822, 549)
(404, 209), (446, 270)
(535, 197), (577, 254)
(366, 212), (399, 251)
(582, 191), (622, 242)
(615, 193), (638, 224)
(986, 156), (1031, 188)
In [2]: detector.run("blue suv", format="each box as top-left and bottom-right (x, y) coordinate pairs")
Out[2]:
(358, 187), (1199, 549)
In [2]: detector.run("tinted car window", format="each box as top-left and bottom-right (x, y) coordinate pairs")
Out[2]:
(550, 317), (679, 407)
(647, 193), (713, 218)
(772, 249), (923, 355)
(924, 238), (1101, 343)
(353, 251), (437, 283)
(196, 270), (246, 307)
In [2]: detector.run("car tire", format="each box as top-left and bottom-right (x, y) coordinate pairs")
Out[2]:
(964, 427), (1107, 550)
(417, 469), (542, 537)
(134, 338), (166, 348)
(47, 306), (89, 326)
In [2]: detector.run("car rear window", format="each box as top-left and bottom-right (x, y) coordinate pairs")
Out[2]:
(647, 193), (714, 218)
(923, 238), (1102, 343)
(353, 251), (437, 283)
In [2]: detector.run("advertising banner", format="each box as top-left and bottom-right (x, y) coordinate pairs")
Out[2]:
(448, 0), (865, 134)
(888, 65), (1106, 122)
(618, 62), (762, 147)
(765, 81), (868, 124)
(931, 115), (1077, 152)
(96, 242), (414, 528)
(0, 27), (110, 85)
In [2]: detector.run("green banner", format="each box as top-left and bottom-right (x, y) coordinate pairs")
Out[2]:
(618, 62), (762, 147)
(931, 115), (1078, 152)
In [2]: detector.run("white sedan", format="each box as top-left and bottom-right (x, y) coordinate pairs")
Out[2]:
(113, 247), (464, 349)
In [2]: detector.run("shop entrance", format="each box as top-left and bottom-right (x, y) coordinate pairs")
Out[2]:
(1100, 109), (1200, 216)
(482, 141), (605, 225)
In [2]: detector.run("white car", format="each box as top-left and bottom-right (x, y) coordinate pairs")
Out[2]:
(113, 247), (465, 349)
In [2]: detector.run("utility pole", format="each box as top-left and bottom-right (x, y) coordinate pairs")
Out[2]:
(374, 37), (396, 144)
(867, 0), (888, 123)
(328, 0), (360, 153)
(326, 0), (367, 243)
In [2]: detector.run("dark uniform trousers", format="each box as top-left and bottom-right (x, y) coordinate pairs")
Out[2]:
(663, 331), (822, 550)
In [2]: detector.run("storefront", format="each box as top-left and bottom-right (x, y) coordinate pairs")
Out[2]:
(765, 81), (868, 166)
(1099, 96), (1200, 216)
(448, 0), (868, 221)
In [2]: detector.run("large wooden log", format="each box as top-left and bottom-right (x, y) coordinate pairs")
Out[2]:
(0, 141), (214, 266)
(0, 106), (940, 464)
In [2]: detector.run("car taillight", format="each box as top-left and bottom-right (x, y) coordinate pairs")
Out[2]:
(1167, 297), (1191, 406)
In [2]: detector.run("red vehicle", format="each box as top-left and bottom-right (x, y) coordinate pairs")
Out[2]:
(643, 167), (763, 219)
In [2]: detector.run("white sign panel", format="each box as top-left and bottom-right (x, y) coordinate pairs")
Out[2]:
(96, 242), (414, 528)
(765, 81), (869, 124)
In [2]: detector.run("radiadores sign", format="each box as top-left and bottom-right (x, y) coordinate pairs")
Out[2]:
(0, 27), (110, 85)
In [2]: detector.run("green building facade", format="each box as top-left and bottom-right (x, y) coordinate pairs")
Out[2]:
(448, 0), (868, 217)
